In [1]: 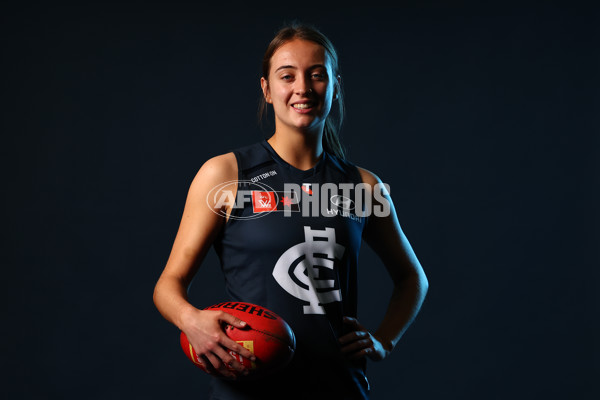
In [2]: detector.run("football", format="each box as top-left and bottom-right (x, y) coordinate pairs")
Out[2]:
(180, 301), (296, 379)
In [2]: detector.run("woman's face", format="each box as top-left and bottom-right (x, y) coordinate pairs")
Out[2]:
(261, 39), (337, 136)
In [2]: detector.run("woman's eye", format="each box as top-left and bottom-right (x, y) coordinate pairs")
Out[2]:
(312, 73), (325, 80)
(281, 75), (293, 81)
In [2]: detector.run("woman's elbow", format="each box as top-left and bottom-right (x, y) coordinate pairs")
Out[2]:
(420, 271), (429, 296)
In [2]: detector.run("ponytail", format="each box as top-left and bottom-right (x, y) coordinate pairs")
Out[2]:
(323, 106), (345, 159)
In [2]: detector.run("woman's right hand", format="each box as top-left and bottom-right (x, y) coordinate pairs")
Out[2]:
(181, 308), (255, 379)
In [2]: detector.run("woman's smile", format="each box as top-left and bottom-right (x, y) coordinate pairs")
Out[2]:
(291, 100), (316, 112)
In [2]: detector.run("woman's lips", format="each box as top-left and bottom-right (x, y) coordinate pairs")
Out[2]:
(292, 102), (315, 113)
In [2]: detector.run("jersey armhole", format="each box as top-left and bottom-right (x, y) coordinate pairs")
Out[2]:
(350, 164), (371, 234)
(223, 150), (244, 223)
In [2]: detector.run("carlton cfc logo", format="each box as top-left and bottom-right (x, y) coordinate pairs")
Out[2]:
(272, 226), (345, 314)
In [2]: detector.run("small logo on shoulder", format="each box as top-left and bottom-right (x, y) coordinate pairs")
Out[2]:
(252, 191), (277, 213)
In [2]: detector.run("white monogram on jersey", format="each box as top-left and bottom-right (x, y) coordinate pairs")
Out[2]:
(272, 226), (345, 314)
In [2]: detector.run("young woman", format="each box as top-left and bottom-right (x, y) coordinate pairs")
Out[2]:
(153, 23), (428, 399)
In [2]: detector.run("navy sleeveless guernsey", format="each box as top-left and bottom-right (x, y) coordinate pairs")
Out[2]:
(210, 140), (370, 399)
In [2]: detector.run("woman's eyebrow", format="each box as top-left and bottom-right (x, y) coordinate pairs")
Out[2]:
(275, 64), (295, 72)
(274, 64), (326, 72)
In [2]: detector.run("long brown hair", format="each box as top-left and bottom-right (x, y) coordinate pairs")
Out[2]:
(258, 22), (346, 160)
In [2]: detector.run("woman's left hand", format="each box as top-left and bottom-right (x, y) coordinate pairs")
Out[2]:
(339, 316), (390, 361)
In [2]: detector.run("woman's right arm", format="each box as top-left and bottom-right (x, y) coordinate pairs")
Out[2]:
(153, 153), (254, 378)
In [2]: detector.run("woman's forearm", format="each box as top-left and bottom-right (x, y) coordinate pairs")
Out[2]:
(153, 275), (198, 332)
(374, 270), (429, 352)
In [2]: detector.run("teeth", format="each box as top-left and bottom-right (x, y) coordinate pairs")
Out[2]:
(293, 103), (311, 109)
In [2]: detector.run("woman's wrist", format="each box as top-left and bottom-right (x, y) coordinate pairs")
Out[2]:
(178, 303), (201, 332)
(374, 333), (396, 355)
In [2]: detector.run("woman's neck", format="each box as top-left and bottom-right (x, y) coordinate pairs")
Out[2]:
(267, 128), (324, 171)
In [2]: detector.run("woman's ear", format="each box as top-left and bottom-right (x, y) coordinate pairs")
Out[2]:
(334, 74), (341, 100)
(261, 77), (272, 104)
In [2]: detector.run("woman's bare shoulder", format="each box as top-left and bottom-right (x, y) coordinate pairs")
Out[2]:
(189, 152), (238, 194)
(200, 152), (237, 177)
(356, 166), (382, 187)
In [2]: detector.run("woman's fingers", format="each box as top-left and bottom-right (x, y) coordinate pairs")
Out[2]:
(340, 330), (374, 359)
(345, 347), (375, 360)
(204, 351), (237, 379)
(219, 311), (249, 330)
(339, 318), (373, 359)
(342, 316), (365, 330)
(197, 344), (249, 378)
(339, 316), (386, 361)
(340, 334), (371, 353)
(221, 336), (255, 363)
(339, 328), (368, 346)
(217, 313), (256, 361)
(185, 310), (257, 378)
(339, 317), (369, 349)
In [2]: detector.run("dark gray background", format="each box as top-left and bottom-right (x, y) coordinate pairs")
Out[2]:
(2, 2), (597, 399)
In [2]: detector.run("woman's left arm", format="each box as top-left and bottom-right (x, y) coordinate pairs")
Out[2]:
(339, 167), (429, 361)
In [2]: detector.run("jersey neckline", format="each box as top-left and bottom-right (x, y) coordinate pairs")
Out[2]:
(260, 139), (328, 179)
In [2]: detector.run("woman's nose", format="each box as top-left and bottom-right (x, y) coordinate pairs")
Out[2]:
(294, 76), (312, 96)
